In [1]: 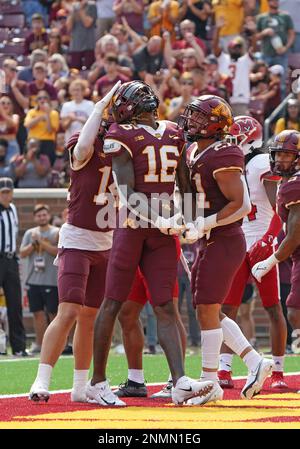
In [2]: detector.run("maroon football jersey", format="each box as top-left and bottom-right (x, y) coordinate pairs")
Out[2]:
(103, 120), (185, 197)
(187, 141), (245, 235)
(67, 137), (115, 232)
(277, 173), (300, 258)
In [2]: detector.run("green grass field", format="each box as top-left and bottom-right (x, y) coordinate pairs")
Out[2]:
(0, 352), (299, 395)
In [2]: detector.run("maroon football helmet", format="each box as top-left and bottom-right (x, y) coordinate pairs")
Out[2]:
(269, 130), (300, 176)
(111, 81), (159, 123)
(228, 115), (263, 155)
(180, 95), (233, 141)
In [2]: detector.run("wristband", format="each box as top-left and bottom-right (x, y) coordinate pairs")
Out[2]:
(204, 214), (217, 231)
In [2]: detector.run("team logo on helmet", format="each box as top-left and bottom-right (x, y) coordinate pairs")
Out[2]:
(228, 115), (263, 155)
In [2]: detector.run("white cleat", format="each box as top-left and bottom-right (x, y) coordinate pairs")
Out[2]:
(29, 382), (50, 402)
(186, 382), (224, 406)
(71, 388), (87, 403)
(86, 379), (126, 406)
(171, 376), (214, 406)
(150, 381), (173, 399)
(241, 358), (275, 399)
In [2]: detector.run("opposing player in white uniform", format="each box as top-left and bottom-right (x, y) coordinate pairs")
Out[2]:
(218, 116), (288, 390)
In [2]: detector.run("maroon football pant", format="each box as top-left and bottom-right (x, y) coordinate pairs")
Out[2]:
(192, 231), (246, 306)
(105, 228), (178, 306)
(287, 256), (300, 309)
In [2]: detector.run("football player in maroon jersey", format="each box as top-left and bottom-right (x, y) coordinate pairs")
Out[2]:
(252, 130), (300, 362)
(219, 116), (287, 390)
(87, 81), (214, 406)
(29, 82), (122, 405)
(181, 95), (274, 405)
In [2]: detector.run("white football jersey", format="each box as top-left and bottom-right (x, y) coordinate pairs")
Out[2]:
(242, 153), (277, 250)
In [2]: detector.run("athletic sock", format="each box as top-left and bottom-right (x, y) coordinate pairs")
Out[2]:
(128, 369), (145, 384)
(221, 316), (252, 355)
(243, 350), (262, 372)
(73, 369), (89, 391)
(219, 353), (234, 372)
(272, 356), (284, 372)
(35, 363), (52, 389)
(200, 328), (223, 382)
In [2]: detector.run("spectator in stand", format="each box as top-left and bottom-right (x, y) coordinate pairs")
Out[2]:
(51, 9), (71, 46)
(111, 17), (146, 58)
(60, 79), (94, 144)
(20, 204), (59, 355)
(28, 63), (58, 109)
(113, 0), (144, 35)
(274, 98), (300, 135)
(88, 34), (134, 85)
(49, 133), (70, 188)
(24, 13), (49, 56)
(94, 54), (130, 100)
(0, 177), (27, 356)
(280, 0), (300, 53)
(167, 72), (196, 122)
(2, 59), (29, 155)
(190, 66), (220, 96)
(0, 140), (16, 182)
(66, 0), (98, 70)
(250, 63), (281, 117)
(24, 92), (60, 166)
(212, 0), (245, 51)
(132, 36), (166, 80)
(163, 30), (204, 73)
(255, 0), (295, 94)
(48, 54), (69, 84)
(213, 20), (254, 116)
(0, 97), (20, 163)
(95, 0), (115, 39)
(179, 0), (212, 42)
(148, 0), (180, 42)
(18, 49), (48, 84)
(23, 0), (48, 27)
(173, 19), (206, 54)
(45, 28), (69, 57)
(14, 139), (51, 188)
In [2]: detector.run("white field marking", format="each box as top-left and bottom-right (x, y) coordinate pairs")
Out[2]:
(1, 372), (300, 400)
(0, 355), (72, 363)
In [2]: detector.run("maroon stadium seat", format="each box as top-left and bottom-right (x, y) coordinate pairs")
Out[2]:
(1, 1), (23, 14)
(0, 42), (25, 57)
(249, 99), (266, 124)
(0, 29), (9, 42)
(0, 14), (25, 29)
(288, 53), (300, 70)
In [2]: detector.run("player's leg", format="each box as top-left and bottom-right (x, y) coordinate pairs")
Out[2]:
(255, 265), (288, 388)
(239, 284), (256, 344)
(142, 232), (213, 405)
(29, 248), (90, 402)
(286, 260), (300, 354)
(87, 228), (144, 406)
(218, 258), (249, 388)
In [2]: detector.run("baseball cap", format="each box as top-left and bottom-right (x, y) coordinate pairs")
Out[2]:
(31, 13), (43, 21)
(269, 64), (284, 76)
(0, 177), (14, 192)
(228, 36), (245, 49)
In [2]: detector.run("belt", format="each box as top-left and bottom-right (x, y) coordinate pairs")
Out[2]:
(0, 252), (16, 259)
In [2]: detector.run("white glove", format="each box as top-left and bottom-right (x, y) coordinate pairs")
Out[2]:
(195, 214), (217, 240)
(94, 80), (121, 114)
(154, 213), (186, 236)
(251, 253), (279, 283)
(184, 222), (199, 243)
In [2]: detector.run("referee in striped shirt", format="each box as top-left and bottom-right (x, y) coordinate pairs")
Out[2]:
(0, 177), (27, 356)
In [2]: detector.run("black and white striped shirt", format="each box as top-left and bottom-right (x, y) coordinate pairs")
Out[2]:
(0, 203), (18, 253)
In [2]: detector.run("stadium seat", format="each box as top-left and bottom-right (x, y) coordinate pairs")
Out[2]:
(0, 42), (25, 57)
(288, 53), (300, 70)
(0, 29), (9, 42)
(249, 99), (266, 124)
(0, 14), (25, 29)
(1, 1), (23, 14)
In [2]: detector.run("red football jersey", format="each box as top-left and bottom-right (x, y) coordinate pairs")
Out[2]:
(277, 173), (300, 258)
(187, 141), (245, 235)
(67, 137), (115, 232)
(103, 120), (185, 197)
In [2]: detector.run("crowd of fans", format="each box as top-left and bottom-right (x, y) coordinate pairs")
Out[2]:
(0, 0), (300, 190)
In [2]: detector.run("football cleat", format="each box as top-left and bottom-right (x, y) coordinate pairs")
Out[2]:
(114, 379), (148, 398)
(241, 358), (275, 399)
(171, 376), (214, 406)
(150, 381), (173, 399)
(86, 379), (126, 406)
(270, 371), (288, 389)
(186, 382), (224, 405)
(29, 382), (50, 402)
(218, 370), (234, 389)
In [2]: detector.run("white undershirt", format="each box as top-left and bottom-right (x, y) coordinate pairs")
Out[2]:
(58, 223), (113, 251)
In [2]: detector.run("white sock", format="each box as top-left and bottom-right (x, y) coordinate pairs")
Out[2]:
(128, 369), (144, 384)
(219, 353), (234, 372)
(272, 356), (284, 372)
(243, 350), (262, 372)
(200, 328), (223, 382)
(221, 316), (251, 355)
(35, 363), (52, 389)
(73, 369), (89, 390)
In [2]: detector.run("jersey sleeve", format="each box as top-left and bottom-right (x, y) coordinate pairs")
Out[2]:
(103, 123), (133, 157)
(280, 177), (300, 209)
(210, 144), (244, 179)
